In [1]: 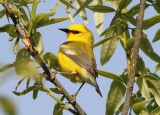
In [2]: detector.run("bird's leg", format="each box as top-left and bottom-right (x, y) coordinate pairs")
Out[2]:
(71, 82), (85, 103)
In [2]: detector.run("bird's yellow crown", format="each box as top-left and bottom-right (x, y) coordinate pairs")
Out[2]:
(66, 24), (94, 45)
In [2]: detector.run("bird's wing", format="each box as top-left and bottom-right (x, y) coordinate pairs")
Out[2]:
(60, 41), (98, 78)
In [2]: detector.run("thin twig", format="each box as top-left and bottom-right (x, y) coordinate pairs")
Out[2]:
(2, 2), (86, 115)
(122, 0), (147, 115)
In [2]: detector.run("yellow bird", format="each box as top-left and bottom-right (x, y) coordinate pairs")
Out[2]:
(58, 24), (102, 97)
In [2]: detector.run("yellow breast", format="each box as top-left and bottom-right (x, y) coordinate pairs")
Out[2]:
(57, 51), (83, 83)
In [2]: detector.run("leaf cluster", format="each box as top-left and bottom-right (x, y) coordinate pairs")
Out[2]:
(1, 0), (160, 115)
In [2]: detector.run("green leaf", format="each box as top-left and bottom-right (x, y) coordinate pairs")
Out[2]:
(0, 9), (6, 18)
(100, 34), (118, 65)
(150, 107), (160, 115)
(143, 74), (160, 106)
(87, 5), (115, 13)
(29, 12), (55, 33)
(122, 13), (136, 26)
(50, 88), (62, 94)
(155, 63), (160, 72)
(0, 96), (16, 115)
(93, 37), (113, 48)
(53, 102), (63, 115)
(43, 52), (59, 71)
(75, 0), (88, 24)
(0, 24), (19, 38)
(126, 37), (134, 51)
(33, 32), (43, 54)
(152, 29), (160, 42)
(137, 57), (146, 75)
(60, 0), (76, 9)
(13, 86), (34, 96)
(139, 110), (150, 115)
(33, 83), (39, 100)
(92, 0), (104, 35)
(140, 36), (160, 63)
(132, 101), (150, 115)
(136, 77), (151, 100)
(66, 6), (74, 22)
(51, 2), (62, 11)
(14, 38), (20, 54)
(73, 0), (92, 17)
(36, 17), (69, 29)
(153, 2), (160, 13)
(143, 14), (160, 30)
(15, 48), (38, 77)
(116, 0), (132, 11)
(126, 4), (149, 16)
(98, 69), (124, 83)
(19, 7), (29, 27)
(106, 80), (126, 115)
(0, 62), (15, 72)
(15, 75), (27, 90)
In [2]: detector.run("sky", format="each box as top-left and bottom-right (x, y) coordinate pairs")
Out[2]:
(0, 0), (160, 115)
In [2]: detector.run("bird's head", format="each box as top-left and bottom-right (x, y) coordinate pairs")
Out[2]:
(59, 24), (94, 45)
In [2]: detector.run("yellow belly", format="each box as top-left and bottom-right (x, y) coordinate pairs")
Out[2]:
(58, 52), (83, 83)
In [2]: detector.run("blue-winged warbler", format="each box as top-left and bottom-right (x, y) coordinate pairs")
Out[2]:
(58, 24), (102, 97)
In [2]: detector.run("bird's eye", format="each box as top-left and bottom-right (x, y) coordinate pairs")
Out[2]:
(72, 31), (80, 34)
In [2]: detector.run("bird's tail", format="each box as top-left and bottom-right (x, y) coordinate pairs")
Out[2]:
(89, 77), (102, 97)
(95, 81), (102, 97)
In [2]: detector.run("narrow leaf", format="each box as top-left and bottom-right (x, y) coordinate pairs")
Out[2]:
(150, 107), (160, 115)
(33, 32), (43, 54)
(31, 12), (56, 30)
(140, 36), (160, 63)
(43, 52), (59, 71)
(75, 0), (88, 24)
(12, 86), (34, 96)
(15, 75), (27, 90)
(93, 37), (113, 48)
(126, 4), (149, 16)
(53, 102), (63, 115)
(60, 0), (76, 9)
(143, 74), (160, 106)
(100, 37), (118, 65)
(73, 0), (92, 17)
(14, 38), (19, 54)
(136, 77), (151, 100)
(117, 0), (132, 11)
(155, 63), (160, 72)
(93, 0), (104, 35)
(51, 2), (62, 11)
(152, 29), (160, 42)
(98, 69), (123, 83)
(143, 14), (160, 30)
(122, 13), (136, 26)
(50, 88), (62, 94)
(87, 5), (115, 13)
(0, 62), (15, 72)
(106, 80), (126, 115)
(0, 9), (6, 18)
(66, 6), (74, 22)
(36, 17), (69, 28)
(132, 101), (150, 115)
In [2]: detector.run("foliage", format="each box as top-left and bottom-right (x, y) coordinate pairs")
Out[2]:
(0, 0), (160, 115)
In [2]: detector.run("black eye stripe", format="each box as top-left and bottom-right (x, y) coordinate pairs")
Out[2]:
(69, 30), (80, 34)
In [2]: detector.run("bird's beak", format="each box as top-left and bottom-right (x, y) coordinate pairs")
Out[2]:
(59, 29), (69, 33)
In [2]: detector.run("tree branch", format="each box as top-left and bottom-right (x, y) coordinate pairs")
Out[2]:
(122, 0), (147, 115)
(2, 2), (86, 115)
